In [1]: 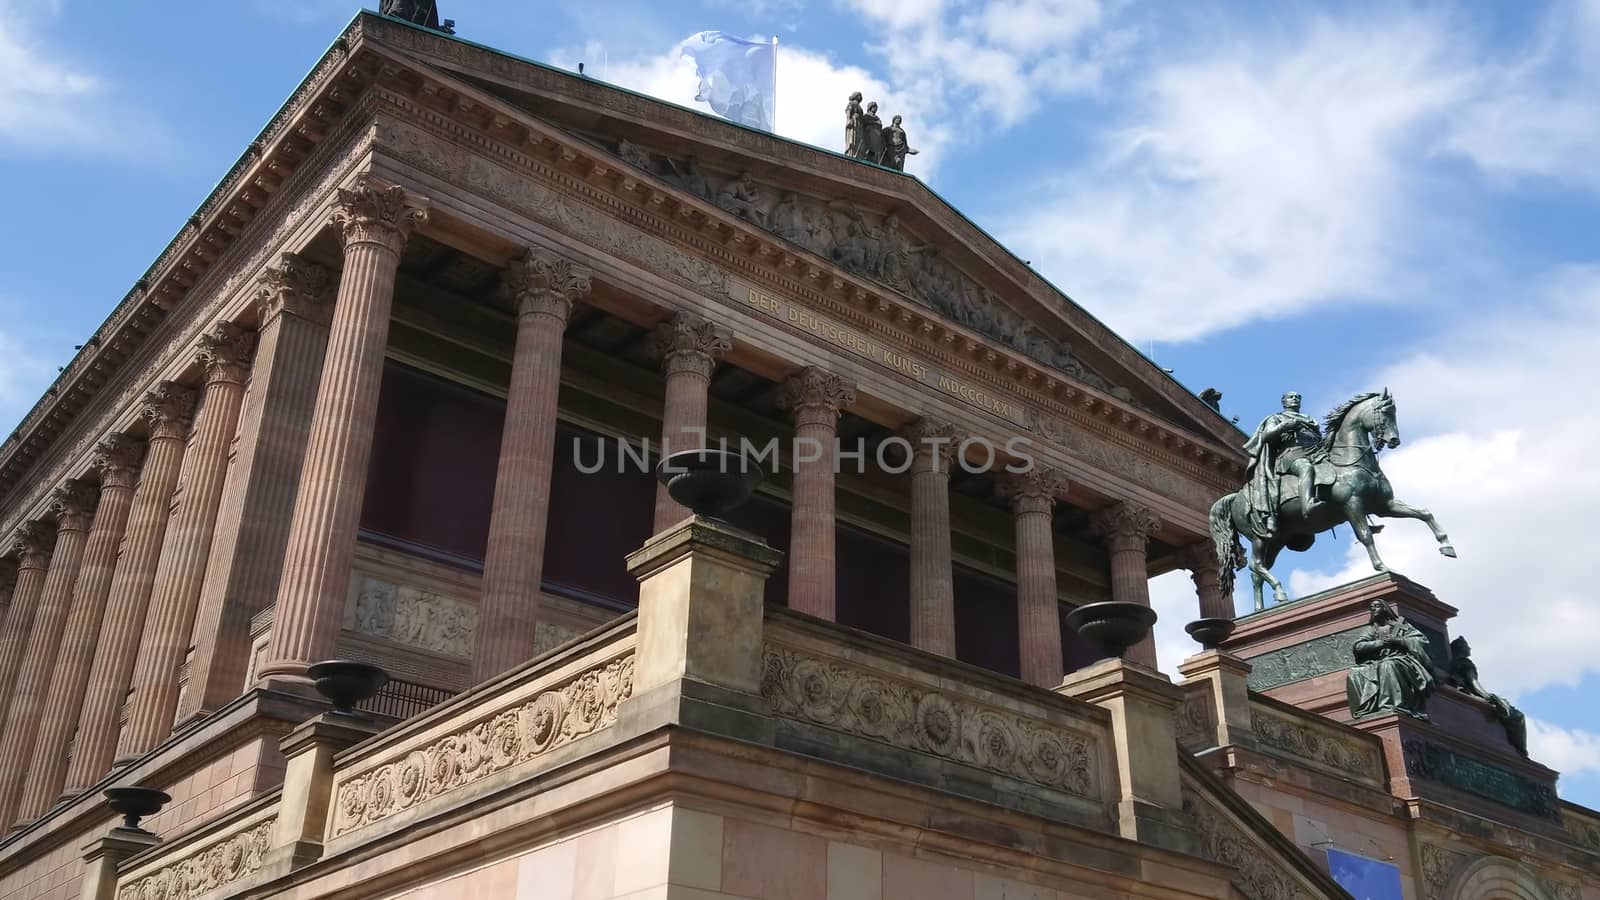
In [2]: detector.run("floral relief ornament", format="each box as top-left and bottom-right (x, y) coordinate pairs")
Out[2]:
(116, 818), (275, 900)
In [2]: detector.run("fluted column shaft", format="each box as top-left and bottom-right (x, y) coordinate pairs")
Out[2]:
(261, 177), (427, 679)
(474, 248), (591, 682)
(778, 368), (856, 620)
(65, 385), (193, 792)
(0, 486), (95, 829)
(21, 440), (143, 817)
(1001, 469), (1069, 687)
(1181, 543), (1233, 620)
(180, 255), (334, 723)
(651, 313), (732, 532)
(0, 527), (54, 761)
(118, 325), (255, 760)
(904, 418), (957, 657)
(0, 562), (16, 641)
(1091, 501), (1162, 669)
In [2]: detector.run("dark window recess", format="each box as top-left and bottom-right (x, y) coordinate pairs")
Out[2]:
(542, 430), (656, 606)
(835, 524), (912, 644)
(954, 565), (1021, 679)
(721, 491), (792, 608)
(360, 362), (503, 561)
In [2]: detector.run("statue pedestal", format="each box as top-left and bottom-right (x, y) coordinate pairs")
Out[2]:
(1220, 572), (1455, 720)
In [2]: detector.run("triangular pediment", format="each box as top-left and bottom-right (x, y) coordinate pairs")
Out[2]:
(359, 13), (1246, 451)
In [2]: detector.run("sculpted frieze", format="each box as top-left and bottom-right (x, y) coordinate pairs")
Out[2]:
(117, 818), (275, 900)
(1174, 689), (1216, 752)
(1250, 706), (1383, 781)
(760, 643), (1099, 799)
(1183, 789), (1314, 900)
(1402, 739), (1559, 820)
(331, 653), (634, 837)
(1420, 843), (1471, 900)
(346, 573), (478, 658)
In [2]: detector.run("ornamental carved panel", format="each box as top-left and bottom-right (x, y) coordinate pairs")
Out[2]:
(760, 643), (1099, 799)
(1420, 843), (1471, 900)
(117, 818), (275, 900)
(1250, 706), (1383, 782)
(330, 653), (634, 838)
(345, 574), (478, 658)
(1174, 689), (1216, 753)
(1183, 790), (1313, 900)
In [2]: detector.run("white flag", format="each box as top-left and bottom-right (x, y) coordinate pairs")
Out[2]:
(680, 31), (777, 132)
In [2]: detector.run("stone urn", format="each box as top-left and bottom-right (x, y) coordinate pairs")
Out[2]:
(104, 786), (171, 832)
(656, 449), (764, 520)
(1066, 601), (1158, 659)
(306, 660), (390, 715)
(1184, 617), (1236, 650)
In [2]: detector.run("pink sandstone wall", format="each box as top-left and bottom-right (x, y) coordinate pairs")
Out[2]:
(1229, 778), (1416, 900)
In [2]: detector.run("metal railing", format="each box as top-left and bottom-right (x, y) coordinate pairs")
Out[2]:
(357, 677), (456, 721)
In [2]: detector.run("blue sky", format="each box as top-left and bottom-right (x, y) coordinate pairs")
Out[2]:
(2, 1), (1597, 805)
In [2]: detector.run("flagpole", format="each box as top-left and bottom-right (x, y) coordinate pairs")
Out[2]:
(771, 35), (779, 132)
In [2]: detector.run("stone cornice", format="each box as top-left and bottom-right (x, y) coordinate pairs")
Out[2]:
(361, 79), (1243, 508)
(360, 13), (1247, 448)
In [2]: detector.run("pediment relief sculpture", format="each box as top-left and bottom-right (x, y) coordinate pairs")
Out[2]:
(600, 137), (1134, 404)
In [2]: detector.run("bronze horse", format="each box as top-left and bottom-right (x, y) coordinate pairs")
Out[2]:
(1209, 390), (1456, 611)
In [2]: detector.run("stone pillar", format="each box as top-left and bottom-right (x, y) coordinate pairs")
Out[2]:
(0, 524), (52, 728)
(1057, 658), (1195, 854)
(65, 384), (194, 792)
(998, 467), (1069, 688)
(474, 247), (592, 683)
(78, 828), (161, 900)
(1091, 501), (1162, 669)
(21, 438), (144, 819)
(776, 368), (855, 621)
(260, 177), (427, 680)
(1180, 542), (1234, 620)
(1177, 651), (1255, 749)
(0, 483), (95, 829)
(117, 324), (255, 761)
(650, 313), (731, 532)
(180, 254), (335, 723)
(903, 417), (957, 657)
(266, 713), (383, 871)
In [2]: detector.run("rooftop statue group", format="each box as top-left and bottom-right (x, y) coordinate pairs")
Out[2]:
(1344, 601), (1527, 758)
(1210, 389), (1457, 611)
(378, 0), (455, 33)
(844, 93), (918, 170)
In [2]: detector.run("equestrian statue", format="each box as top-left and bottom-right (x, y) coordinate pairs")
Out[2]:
(1209, 389), (1457, 611)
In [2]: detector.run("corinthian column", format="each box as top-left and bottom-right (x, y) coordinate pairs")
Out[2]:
(66, 384), (194, 792)
(777, 368), (855, 620)
(475, 247), (592, 683)
(261, 177), (427, 679)
(22, 438), (144, 818)
(0, 483), (95, 829)
(903, 417), (957, 657)
(651, 313), (731, 532)
(118, 324), (255, 760)
(1090, 501), (1162, 669)
(180, 254), (335, 723)
(1180, 542), (1234, 620)
(999, 468), (1070, 687)
(0, 524), (53, 728)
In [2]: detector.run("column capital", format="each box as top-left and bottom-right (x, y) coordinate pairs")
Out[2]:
(504, 245), (592, 323)
(997, 467), (1069, 516)
(10, 521), (55, 569)
(778, 367), (856, 427)
(140, 381), (197, 442)
(331, 175), (429, 254)
(653, 312), (732, 379)
(900, 416), (959, 474)
(255, 253), (334, 326)
(92, 434), (147, 491)
(50, 480), (99, 534)
(1175, 540), (1221, 574)
(196, 322), (258, 386)
(1091, 501), (1161, 553)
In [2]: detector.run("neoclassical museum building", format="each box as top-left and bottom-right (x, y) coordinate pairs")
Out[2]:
(0, 10), (1594, 900)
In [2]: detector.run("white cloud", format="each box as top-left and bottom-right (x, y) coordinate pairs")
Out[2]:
(1151, 568), (1206, 674)
(1528, 718), (1600, 777)
(1001, 12), (1473, 342)
(1286, 268), (1600, 698)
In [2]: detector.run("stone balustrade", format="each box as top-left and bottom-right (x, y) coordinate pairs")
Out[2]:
(1247, 697), (1387, 789)
(114, 799), (279, 900)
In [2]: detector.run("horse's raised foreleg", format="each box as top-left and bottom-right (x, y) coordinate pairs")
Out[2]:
(1380, 498), (1456, 558)
(1345, 496), (1386, 572)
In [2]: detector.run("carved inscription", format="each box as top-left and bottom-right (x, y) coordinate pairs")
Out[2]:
(737, 282), (1026, 425)
(1403, 739), (1559, 820)
(346, 574), (478, 658)
(331, 654), (634, 837)
(117, 818), (275, 900)
(761, 644), (1099, 798)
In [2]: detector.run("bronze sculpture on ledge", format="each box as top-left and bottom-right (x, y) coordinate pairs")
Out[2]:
(1210, 389), (1457, 611)
(379, 0), (455, 33)
(1449, 636), (1529, 757)
(1346, 600), (1434, 720)
(843, 94), (916, 169)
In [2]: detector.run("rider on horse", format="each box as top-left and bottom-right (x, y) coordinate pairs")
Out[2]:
(1241, 391), (1322, 535)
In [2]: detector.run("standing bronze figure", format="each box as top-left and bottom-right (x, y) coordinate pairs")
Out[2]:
(882, 115), (918, 171)
(1210, 390), (1457, 610)
(844, 93), (865, 158)
(858, 102), (886, 163)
